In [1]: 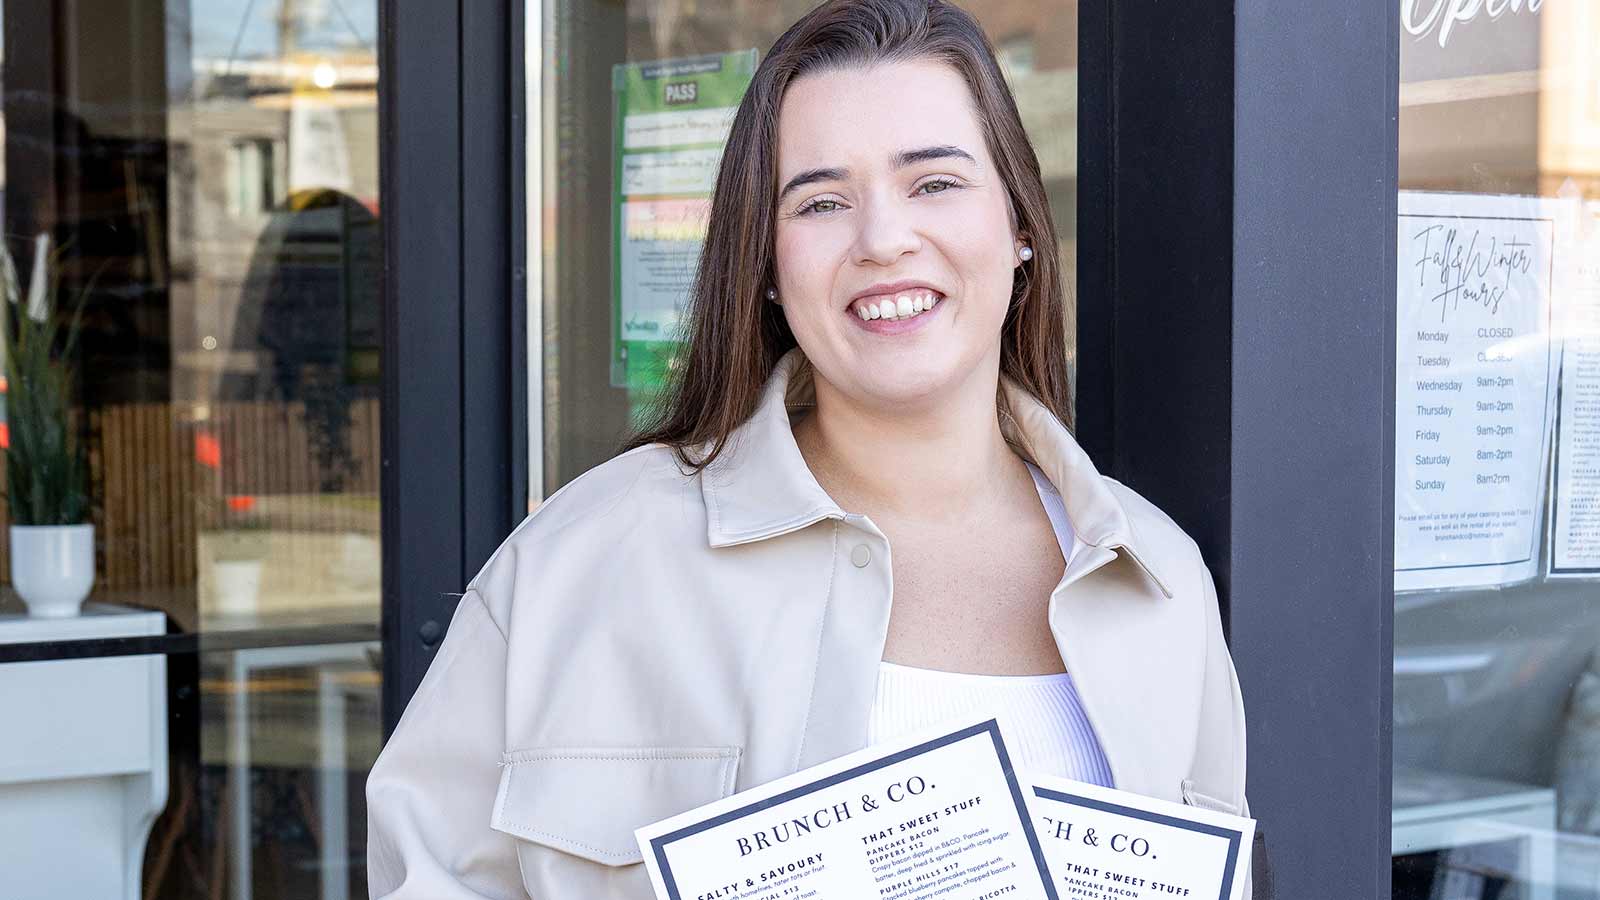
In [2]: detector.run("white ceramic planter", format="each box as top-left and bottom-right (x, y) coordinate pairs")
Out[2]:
(211, 558), (265, 617)
(8, 523), (96, 618)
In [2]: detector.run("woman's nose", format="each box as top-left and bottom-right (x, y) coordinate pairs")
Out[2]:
(852, 195), (920, 266)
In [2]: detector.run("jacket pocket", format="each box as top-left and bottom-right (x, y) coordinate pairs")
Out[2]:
(1179, 778), (1243, 817)
(490, 746), (742, 867)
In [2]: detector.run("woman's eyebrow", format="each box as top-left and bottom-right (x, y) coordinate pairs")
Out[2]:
(893, 144), (976, 168)
(777, 166), (848, 202)
(776, 145), (977, 203)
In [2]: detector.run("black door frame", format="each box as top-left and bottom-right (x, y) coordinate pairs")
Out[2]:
(379, 0), (528, 732)
(1078, 1), (1398, 897)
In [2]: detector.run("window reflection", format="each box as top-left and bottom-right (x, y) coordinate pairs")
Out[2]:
(1394, 3), (1600, 898)
(1, 1), (381, 898)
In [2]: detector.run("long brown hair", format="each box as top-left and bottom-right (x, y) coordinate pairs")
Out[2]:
(623, 0), (1071, 470)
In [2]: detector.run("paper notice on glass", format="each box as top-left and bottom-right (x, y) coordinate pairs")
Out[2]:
(611, 51), (756, 391)
(1025, 774), (1254, 900)
(635, 719), (1058, 900)
(1551, 200), (1600, 576)
(1394, 192), (1561, 592)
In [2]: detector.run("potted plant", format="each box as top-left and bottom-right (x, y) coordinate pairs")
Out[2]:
(208, 496), (270, 619)
(1, 233), (95, 618)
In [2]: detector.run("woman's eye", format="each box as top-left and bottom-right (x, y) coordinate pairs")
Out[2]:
(917, 178), (960, 195)
(798, 198), (843, 216)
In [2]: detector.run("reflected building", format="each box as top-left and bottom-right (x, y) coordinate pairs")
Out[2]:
(2, 3), (383, 899)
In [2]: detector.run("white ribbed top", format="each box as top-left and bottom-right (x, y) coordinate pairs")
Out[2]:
(867, 663), (1115, 786)
(865, 462), (1115, 787)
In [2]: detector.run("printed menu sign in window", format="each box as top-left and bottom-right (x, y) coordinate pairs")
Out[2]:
(611, 50), (756, 406)
(1551, 201), (1600, 576)
(1394, 192), (1560, 592)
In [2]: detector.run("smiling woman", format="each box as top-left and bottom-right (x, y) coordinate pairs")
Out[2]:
(627, 3), (1069, 473)
(366, 2), (1252, 898)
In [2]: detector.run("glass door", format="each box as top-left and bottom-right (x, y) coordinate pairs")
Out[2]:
(1392, 3), (1600, 897)
(1, 1), (383, 897)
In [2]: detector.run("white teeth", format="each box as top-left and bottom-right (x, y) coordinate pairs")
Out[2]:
(854, 291), (942, 322)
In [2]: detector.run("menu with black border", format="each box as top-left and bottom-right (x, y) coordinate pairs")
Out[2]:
(635, 719), (1059, 900)
(1025, 773), (1254, 900)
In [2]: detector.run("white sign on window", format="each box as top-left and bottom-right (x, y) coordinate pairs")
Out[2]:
(1402, 0), (1544, 50)
(1550, 201), (1600, 576)
(1394, 192), (1561, 592)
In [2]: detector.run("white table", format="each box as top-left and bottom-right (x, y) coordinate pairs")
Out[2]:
(1393, 768), (1557, 900)
(226, 641), (375, 900)
(0, 602), (168, 900)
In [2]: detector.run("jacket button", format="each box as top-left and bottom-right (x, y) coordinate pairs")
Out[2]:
(419, 619), (443, 649)
(850, 544), (872, 568)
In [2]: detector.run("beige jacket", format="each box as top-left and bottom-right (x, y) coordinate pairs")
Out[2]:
(366, 349), (1251, 899)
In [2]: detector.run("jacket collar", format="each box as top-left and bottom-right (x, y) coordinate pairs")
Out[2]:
(700, 349), (1174, 598)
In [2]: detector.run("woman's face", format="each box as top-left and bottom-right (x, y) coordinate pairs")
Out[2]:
(773, 58), (1023, 412)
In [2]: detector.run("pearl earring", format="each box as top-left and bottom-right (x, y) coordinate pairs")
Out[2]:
(765, 287), (778, 301)
(1018, 245), (1033, 262)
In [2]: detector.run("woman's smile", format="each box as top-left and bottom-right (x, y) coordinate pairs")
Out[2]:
(847, 279), (949, 334)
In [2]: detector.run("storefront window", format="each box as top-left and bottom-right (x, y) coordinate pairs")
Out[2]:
(1, 1), (381, 897)
(1393, 2), (1600, 896)
(534, 0), (1080, 493)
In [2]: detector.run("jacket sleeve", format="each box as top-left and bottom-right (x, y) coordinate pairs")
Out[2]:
(1190, 562), (1262, 899)
(366, 590), (527, 899)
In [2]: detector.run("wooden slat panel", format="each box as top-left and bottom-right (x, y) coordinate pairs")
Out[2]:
(85, 402), (200, 593)
(138, 404), (154, 589)
(180, 416), (197, 584)
(0, 442), (8, 582)
(151, 404), (167, 588)
(25, 396), (382, 599)
(288, 401), (308, 495)
(160, 403), (177, 588)
(110, 405), (126, 588)
(105, 406), (120, 589)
